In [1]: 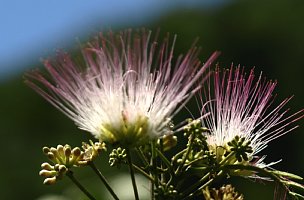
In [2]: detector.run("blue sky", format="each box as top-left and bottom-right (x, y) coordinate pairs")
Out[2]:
(0, 0), (225, 80)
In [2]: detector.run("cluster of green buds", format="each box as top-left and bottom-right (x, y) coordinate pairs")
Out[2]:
(227, 136), (253, 163)
(184, 119), (209, 150)
(202, 184), (244, 200)
(154, 183), (178, 200)
(184, 119), (208, 137)
(109, 147), (127, 168)
(39, 141), (106, 185)
(206, 135), (254, 166)
(179, 119), (210, 166)
(182, 120), (254, 167)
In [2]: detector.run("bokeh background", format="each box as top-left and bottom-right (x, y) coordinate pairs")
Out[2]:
(0, 0), (303, 199)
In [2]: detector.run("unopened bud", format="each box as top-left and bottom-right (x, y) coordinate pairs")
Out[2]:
(54, 164), (60, 171)
(64, 146), (71, 157)
(50, 147), (57, 153)
(42, 147), (50, 154)
(43, 177), (57, 185)
(57, 145), (64, 155)
(47, 152), (56, 161)
(58, 165), (67, 173)
(41, 162), (54, 170)
(39, 169), (56, 177)
(72, 147), (81, 157)
(162, 134), (177, 151)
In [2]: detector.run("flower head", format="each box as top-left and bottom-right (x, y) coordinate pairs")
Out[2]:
(25, 29), (218, 147)
(200, 66), (303, 165)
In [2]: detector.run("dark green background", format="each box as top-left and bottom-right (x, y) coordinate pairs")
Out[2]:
(0, 1), (303, 199)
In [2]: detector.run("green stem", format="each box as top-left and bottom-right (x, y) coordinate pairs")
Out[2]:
(159, 138), (165, 183)
(88, 162), (119, 200)
(172, 149), (187, 163)
(151, 181), (155, 200)
(150, 141), (158, 199)
(196, 171), (224, 193)
(155, 149), (173, 173)
(219, 151), (235, 165)
(132, 164), (155, 182)
(175, 135), (194, 176)
(126, 148), (140, 200)
(183, 157), (207, 168)
(135, 147), (150, 167)
(182, 170), (224, 200)
(181, 172), (210, 197)
(66, 170), (96, 200)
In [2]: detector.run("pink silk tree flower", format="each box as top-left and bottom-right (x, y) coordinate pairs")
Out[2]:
(199, 66), (303, 165)
(25, 29), (219, 147)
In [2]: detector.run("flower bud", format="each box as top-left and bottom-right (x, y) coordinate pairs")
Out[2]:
(41, 162), (54, 170)
(72, 147), (81, 157)
(43, 177), (57, 185)
(39, 169), (56, 177)
(162, 134), (177, 151)
(42, 147), (50, 154)
(64, 146), (72, 157)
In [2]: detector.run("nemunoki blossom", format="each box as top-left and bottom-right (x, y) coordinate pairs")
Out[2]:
(199, 66), (303, 165)
(25, 29), (219, 147)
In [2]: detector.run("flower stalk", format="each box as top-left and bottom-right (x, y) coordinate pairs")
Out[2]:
(88, 162), (119, 200)
(126, 148), (140, 200)
(66, 171), (96, 200)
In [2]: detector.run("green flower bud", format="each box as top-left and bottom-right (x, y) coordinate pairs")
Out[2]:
(109, 147), (127, 168)
(42, 147), (50, 154)
(64, 146), (72, 157)
(41, 162), (54, 171)
(39, 169), (57, 177)
(227, 136), (253, 163)
(161, 134), (177, 151)
(72, 147), (81, 157)
(43, 177), (57, 185)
